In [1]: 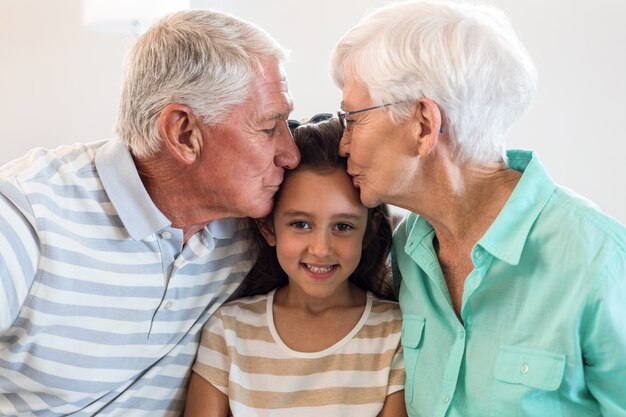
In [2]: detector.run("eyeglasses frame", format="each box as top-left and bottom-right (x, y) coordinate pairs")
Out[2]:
(337, 100), (444, 133)
(337, 102), (400, 130)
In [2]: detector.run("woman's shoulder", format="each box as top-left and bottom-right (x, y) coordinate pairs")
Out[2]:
(392, 211), (425, 244)
(356, 293), (402, 342)
(367, 292), (402, 321)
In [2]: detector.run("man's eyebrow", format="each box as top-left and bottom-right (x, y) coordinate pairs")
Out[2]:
(271, 111), (291, 120)
(265, 104), (294, 121)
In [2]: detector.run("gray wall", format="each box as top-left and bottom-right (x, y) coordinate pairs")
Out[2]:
(1, 0), (624, 223)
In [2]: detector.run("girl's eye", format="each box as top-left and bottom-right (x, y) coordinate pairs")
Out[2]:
(290, 221), (310, 230)
(335, 223), (354, 232)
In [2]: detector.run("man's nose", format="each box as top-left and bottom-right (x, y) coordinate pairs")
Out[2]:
(275, 122), (300, 169)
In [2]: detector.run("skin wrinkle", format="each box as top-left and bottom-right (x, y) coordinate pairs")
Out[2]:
(339, 74), (521, 318)
(135, 60), (299, 242)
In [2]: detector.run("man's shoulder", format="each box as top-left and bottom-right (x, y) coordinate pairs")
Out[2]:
(0, 140), (109, 185)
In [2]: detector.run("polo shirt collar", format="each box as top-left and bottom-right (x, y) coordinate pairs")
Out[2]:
(95, 139), (242, 242)
(478, 150), (556, 265)
(95, 139), (169, 240)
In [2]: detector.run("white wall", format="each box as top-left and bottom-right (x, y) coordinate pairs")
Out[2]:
(1, 0), (624, 223)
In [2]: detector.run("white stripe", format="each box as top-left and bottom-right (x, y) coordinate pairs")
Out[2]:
(38, 260), (163, 286)
(230, 401), (384, 417)
(30, 283), (162, 309)
(227, 333), (401, 358)
(230, 367), (397, 391)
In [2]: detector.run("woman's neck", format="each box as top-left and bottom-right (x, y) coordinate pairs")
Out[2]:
(397, 152), (521, 248)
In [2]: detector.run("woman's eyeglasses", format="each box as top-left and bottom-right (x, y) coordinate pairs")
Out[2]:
(336, 103), (399, 130)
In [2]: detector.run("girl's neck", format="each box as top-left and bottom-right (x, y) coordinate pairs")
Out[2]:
(271, 284), (368, 353)
(273, 282), (366, 315)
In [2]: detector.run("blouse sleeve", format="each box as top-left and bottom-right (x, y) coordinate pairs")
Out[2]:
(387, 311), (406, 395)
(192, 308), (232, 395)
(581, 250), (626, 416)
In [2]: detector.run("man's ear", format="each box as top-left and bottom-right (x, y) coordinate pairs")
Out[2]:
(411, 97), (443, 158)
(158, 103), (204, 164)
(256, 218), (276, 247)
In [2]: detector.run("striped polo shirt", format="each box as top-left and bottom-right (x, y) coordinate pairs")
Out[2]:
(193, 289), (405, 417)
(0, 139), (255, 416)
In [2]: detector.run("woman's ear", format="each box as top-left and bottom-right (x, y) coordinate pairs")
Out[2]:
(411, 97), (443, 158)
(256, 218), (276, 247)
(158, 103), (204, 164)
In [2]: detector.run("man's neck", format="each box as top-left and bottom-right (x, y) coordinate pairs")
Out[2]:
(133, 152), (223, 243)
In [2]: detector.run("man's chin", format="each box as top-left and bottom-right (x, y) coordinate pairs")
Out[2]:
(247, 200), (274, 219)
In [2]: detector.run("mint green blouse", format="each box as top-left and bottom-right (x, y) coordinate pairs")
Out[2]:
(393, 150), (626, 417)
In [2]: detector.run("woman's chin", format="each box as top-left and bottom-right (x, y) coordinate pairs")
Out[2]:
(358, 188), (383, 208)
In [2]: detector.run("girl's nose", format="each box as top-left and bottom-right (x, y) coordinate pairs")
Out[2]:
(308, 230), (332, 257)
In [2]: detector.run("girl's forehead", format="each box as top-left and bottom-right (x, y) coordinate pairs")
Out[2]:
(276, 168), (366, 215)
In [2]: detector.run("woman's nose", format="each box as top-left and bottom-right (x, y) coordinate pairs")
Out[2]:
(338, 133), (351, 157)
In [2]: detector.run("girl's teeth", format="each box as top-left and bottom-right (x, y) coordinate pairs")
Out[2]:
(306, 264), (333, 273)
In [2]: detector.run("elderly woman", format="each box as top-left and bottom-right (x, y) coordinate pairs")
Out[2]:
(331, 1), (626, 416)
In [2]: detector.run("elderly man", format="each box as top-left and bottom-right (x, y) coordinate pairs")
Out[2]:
(0, 10), (299, 416)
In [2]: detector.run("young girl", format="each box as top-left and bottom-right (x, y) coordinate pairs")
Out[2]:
(185, 117), (406, 417)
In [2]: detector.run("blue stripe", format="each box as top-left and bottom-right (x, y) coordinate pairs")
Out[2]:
(216, 228), (252, 246)
(6, 342), (155, 370)
(40, 245), (164, 274)
(28, 296), (159, 321)
(30, 182), (110, 203)
(4, 318), (176, 345)
(28, 146), (95, 180)
(178, 253), (254, 274)
(40, 221), (159, 253)
(168, 273), (243, 299)
(0, 379), (80, 410)
(0, 198), (37, 280)
(0, 258), (20, 322)
(0, 392), (32, 416)
(37, 272), (164, 297)
(118, 396), (185, 411)
(0, 183), (35, 216)
(27, 150), (68, 180)
(0, 358), (120, 393)
(29, 193), (123, 227)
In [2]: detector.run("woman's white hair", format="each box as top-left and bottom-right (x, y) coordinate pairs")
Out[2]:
(331, 0), (537, 165)
(115, 10), (288, 158)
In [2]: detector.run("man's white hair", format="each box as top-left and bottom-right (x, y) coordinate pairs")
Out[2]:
(115, 10), (288, 159)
